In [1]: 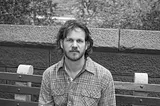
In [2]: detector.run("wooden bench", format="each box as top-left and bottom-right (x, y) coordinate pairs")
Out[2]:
(0, 65), (160, 106)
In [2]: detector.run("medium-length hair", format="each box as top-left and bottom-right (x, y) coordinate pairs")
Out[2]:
(56, 20), (93, 57)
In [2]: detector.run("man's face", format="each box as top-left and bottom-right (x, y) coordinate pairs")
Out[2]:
(60, 28), (89, 61)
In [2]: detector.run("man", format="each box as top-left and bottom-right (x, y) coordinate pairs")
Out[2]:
(38, 20), (116, 106)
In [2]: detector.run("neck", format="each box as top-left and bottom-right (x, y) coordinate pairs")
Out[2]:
(64, 56), (85, 73)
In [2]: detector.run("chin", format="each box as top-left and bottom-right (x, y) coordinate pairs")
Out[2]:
(67, 55), (83, 61)
(65, 52), (85, 61)
(69, 57), (81, 61)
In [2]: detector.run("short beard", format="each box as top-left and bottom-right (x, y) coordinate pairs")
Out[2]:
(64, 51), (85, 61)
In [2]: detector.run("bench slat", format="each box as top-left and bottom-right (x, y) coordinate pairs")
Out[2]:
(115, 81), (160, 93)
(0, 84), (40, 95)
(0, 98), (38, 106)
(0, 72), (42, 83)
(116, 94), (160, 105)
(1, 95), (160, 106)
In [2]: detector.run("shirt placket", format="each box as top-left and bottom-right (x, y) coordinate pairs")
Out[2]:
(64, 66), (86, 106)
(64, 73), (74, 106)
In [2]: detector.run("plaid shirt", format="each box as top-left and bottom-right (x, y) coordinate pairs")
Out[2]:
(39, 57), (116, 106)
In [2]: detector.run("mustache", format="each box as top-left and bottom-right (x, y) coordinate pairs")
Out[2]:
(69, 50), (79, 52)
(69, 49), (79, 52)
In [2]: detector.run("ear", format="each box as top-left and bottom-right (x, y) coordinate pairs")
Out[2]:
(85, 41), (90, 50)
(60, 40), (63, 49)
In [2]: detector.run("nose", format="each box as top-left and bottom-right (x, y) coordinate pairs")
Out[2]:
(72, 41), (78, 47)
(71, 41), (78, 50)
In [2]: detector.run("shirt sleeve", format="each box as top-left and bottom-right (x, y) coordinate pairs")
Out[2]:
(98, 72), (116, 106)
(38, 70), (54, 106)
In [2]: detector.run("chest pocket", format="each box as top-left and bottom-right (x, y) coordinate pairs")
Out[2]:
(80, 85), (101, 105)
(51, 82), (67, 105)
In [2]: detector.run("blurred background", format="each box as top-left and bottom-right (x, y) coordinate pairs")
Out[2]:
(1, 0), (160, 30)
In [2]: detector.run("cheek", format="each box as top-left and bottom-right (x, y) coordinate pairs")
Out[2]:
(80, 45), (87, 51)
(63, 43), (71, 50)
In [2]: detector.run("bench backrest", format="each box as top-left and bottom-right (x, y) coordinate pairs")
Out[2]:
(0, 72), (160, 106)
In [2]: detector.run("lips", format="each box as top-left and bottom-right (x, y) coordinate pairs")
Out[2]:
(70, 51), (79, 53)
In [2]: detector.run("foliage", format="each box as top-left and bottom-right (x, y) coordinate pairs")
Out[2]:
(142, 10), (160, 30)
(31, 0), (61, 25)
(73, 0), (160, 30)
(0, 0), (160, 30)
(0, 0), (60, 25)
(0, 0), (32, 25)
(140, 0), (160, 30)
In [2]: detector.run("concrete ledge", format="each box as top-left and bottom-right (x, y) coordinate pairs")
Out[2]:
(120, 29), (160, 51)
(90, 28), (119, 48)
(0, 24), (59, 45)
(0, 24), (119, 48)
(1, 24), (160, 52)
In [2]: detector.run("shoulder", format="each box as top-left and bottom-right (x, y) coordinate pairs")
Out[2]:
(86, 58), (114, 90)
(87, 57), (113, 83)
(93, 60), (113, 79)
(92, 61), (114, 89)
(42, 61), (62, 78)
(87, 57), (111, 76)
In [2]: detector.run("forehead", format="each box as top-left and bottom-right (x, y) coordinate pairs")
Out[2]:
(66, 28), (86, 39)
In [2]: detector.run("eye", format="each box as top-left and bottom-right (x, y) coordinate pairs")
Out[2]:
(66, 38), (73, 42)
(77, 39), (84, 43)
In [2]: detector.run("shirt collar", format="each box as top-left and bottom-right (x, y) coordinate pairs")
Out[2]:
(56, 57), (95, 75)
(85, 57), (96, 74)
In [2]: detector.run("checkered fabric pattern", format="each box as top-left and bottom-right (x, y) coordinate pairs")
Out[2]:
(39, 57), (116, 106)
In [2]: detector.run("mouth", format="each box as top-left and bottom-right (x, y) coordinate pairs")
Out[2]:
(69, 50), (79, 53)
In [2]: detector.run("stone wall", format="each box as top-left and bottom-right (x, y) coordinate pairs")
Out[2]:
(0, 24), (160, 84)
